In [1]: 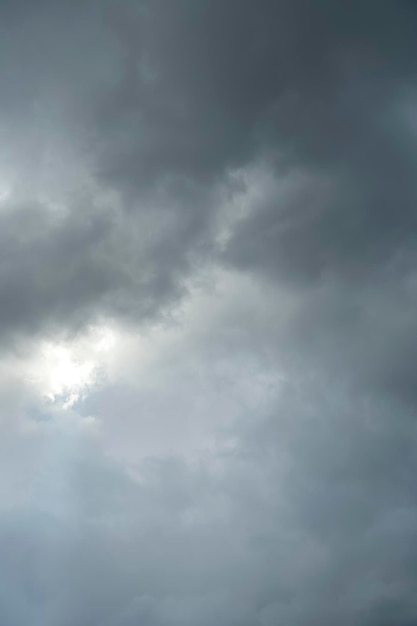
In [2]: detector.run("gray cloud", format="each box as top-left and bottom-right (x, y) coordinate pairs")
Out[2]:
(0, 1), (416, 625)
(2, 371), (417, 626)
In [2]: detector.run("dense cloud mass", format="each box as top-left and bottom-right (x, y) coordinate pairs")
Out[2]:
(1, 1), (417, 624)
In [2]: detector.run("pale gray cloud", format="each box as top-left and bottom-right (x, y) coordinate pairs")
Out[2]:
(0, 1), (416, 625)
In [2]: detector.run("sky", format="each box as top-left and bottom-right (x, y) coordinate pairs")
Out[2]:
(1, 1), (417, 624)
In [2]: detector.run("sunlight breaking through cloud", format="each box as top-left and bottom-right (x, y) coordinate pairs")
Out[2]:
(24, 326), (117, 409)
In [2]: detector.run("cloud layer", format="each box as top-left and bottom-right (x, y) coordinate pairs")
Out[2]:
(0, 1), (417, 625)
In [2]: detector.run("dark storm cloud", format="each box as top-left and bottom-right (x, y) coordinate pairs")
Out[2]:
(96, 0), (417, 275)
(89, 0), (417, 412)
(2, 0), (416, 341)
(0, 182), (216, 345)
(0, 1), (417, 626)
(0, 0), (220, 343)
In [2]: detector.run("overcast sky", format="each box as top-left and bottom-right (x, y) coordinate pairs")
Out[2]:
(1, 1), (417, 624)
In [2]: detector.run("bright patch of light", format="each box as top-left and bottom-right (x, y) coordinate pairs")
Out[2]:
(0, 184), (11, 203)
(0, 176), (13, 208)
(24, 325), (118, 409)
(41, 344), (95, 407)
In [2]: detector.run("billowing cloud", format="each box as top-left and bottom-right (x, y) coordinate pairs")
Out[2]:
(0, 1), (416, 625)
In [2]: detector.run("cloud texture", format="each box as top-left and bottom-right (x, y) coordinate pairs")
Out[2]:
(0, 1), (417, 625)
